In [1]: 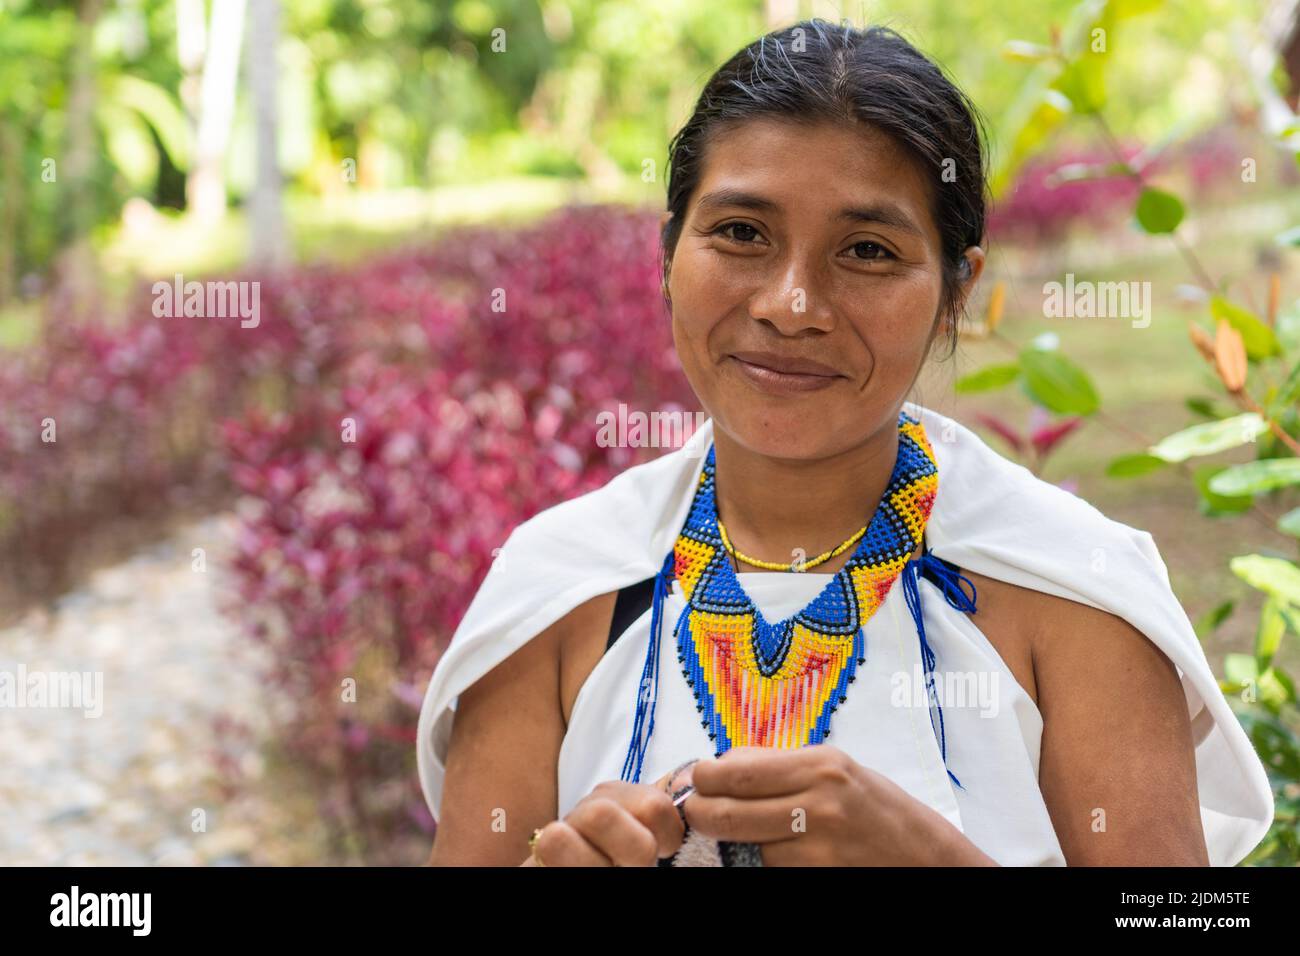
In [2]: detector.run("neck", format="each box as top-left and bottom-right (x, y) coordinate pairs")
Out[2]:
(711, 414), (906, 575)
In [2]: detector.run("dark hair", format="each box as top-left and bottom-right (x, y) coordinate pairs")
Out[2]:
(661, 18), (989, 359)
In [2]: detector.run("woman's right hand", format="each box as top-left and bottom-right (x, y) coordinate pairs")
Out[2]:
(526, 775), (688, 866)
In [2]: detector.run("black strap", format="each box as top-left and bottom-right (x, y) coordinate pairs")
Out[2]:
(920, 551), (963, 590)
(602, 550), (966, 654)
(606, 576), (657, 652)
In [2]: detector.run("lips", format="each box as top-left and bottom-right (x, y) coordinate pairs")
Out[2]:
(727, 350), (843, 378)
(726, 351), (845, 396)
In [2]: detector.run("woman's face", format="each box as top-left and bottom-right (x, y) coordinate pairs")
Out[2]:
(665, 117), (973, 461)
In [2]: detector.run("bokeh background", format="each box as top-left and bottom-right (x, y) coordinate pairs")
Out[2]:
(2, 0), (1299, 865)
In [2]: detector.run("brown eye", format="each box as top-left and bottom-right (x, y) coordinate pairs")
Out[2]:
(850, 241), (893, 260)
(716, 222), (761, 243)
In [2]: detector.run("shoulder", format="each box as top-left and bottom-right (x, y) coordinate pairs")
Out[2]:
(957, 560), (1181, 704)
(1027, 582), (1182, 696)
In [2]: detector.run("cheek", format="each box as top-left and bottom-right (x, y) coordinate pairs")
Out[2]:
(668, 249), (739, 354)
(839, 274), (942, 362)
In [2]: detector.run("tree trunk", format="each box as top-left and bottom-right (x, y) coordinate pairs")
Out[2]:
(188, 0), (247, 223)
(246, 0), (287, 268)
(57, 0), (104, 315)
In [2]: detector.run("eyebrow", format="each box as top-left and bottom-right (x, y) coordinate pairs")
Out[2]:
(695, 188), (924, 237)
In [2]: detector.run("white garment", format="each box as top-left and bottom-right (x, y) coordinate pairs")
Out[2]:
(416, 402), (1274, 866)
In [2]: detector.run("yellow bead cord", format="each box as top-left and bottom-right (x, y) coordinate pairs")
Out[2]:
(716, 517), (868, 572)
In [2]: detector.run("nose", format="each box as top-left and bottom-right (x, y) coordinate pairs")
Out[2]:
(747, 246), (836, 335)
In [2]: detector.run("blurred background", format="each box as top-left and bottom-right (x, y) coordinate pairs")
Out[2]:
(1, 0), (1299, 866)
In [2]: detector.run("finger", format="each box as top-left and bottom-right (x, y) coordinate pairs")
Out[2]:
(568, 798), (662, 866)
(691, 745), (830, 799)
(536, 820), (614, 867)
(623, 785), (687, 857)
(683, 790), (820, 845)
(652, 758), (699, 798)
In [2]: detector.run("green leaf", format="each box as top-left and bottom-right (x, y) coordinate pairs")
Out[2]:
(1230, 554), (1300, 605)
(1193, 599), (1234, 639)
(1148, 413), (1267, 462)
(1018, 346), (1100, 415)
(1279, 507), (1300, 538)
(1105, 452), (1167, 477)
(102, 74), (192, 169)
(1256, 597), (1287, 669)
(1194, 464), (1255, 515)
(990, 88), (1073, 196)
(1209, 458), (1300, 496)
(1135, 187), (1185, 234)
(1259, 667), (1296, 709)
(1210, 296), (1282, 360)
(97, 105), (158, 189)
(954, 363), (1020, 393)
(1276, 225), (1300, 247)
(1051, 54), (1106, 114)
(1184, 396), (1222, 419)
(1224, 652), (1260, 686)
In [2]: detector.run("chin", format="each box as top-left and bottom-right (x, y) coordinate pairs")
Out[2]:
(717, 405), (848, 461)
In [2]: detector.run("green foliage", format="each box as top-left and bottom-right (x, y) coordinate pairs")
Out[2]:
(1148, 413), (1267, 463)
(1209, 459), (1300, 496)
(1211, 297), (1283, 361)
(1192, 464), (1255, 515)
(1018, 344), (1100, 415)
(1104, 452), (1166, 477)
(1000, 0), (1300, 865)
(1134, 186), (1184, 233)
(954, 362), (1021, 392)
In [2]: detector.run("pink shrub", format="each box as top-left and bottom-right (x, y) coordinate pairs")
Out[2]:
(216, 205), (694, 858)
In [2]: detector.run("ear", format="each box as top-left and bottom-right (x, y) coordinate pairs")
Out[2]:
(956, 246), (986, 306)
(659, 210), (673, 234)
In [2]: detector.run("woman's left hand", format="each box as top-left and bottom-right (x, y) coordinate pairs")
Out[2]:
(681, 744), (998, 866)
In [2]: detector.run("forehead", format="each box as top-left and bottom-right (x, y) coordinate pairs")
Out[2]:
(690, 116), (937, 237)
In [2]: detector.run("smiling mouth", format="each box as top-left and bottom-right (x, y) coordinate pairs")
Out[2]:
(727, 354), (844, 394)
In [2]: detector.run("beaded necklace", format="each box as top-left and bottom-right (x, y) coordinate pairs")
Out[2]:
(620, 409), (978, 790)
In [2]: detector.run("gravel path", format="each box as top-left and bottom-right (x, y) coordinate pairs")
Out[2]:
(0, 513), (311, 865)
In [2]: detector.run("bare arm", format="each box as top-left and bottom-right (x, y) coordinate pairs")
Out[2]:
(426, 593), (618, 866)
(426, 609), (567, 866)
(1034, 594), (1209, 866)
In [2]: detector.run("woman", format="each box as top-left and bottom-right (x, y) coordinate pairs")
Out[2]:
(416, 19), (1274, 866)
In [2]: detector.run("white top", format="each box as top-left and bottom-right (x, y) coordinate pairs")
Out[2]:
(561, 569), (1065, 865)
(416, 402), (1274, 866)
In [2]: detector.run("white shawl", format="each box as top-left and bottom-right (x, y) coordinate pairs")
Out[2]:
(416, 401), (1274, 865)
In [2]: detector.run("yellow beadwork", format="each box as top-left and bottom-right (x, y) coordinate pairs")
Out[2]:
(716, 517), (868, 572)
